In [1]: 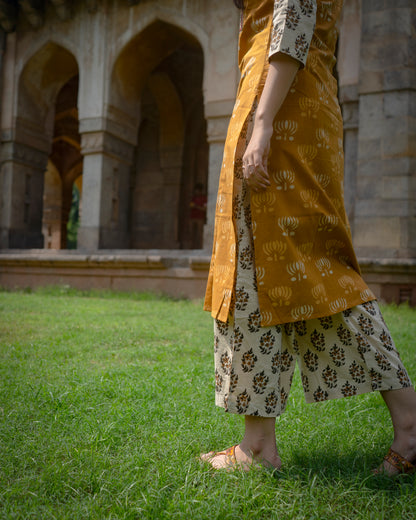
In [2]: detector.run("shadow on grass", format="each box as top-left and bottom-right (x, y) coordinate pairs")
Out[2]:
(274, 449), (416, 490)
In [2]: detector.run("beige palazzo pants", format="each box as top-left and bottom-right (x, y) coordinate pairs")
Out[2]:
(213, 178), (412, 418)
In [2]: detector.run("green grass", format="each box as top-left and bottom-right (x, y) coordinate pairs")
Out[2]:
(0, 287), (415, 519)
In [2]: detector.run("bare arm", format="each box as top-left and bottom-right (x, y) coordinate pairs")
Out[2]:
(243, 53), (300, 192)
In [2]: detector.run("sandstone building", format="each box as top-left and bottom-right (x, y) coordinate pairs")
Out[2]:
(0, 0), (414, 303)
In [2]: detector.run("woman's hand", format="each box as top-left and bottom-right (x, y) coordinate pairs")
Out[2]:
(242, 53), (300, 192)
(242, 122), (273, 192)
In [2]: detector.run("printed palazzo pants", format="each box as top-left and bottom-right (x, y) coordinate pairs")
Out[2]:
(214, 181), (412, 418)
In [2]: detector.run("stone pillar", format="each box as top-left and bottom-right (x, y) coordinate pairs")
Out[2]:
(337, 0), (361, 232)
(340, 85), (359, 231)
(161, 169), (181, 249)
(203, 100), (234, 251)
(77, 124), (135, 250)
(352, 0), (416, 260)
(0, 140), (49, 248)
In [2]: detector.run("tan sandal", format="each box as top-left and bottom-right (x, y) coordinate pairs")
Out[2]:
(200, 444), (255, 471)
(200, 444), (279, 474)
(200, 444), (238, 469)
(373, 448), (416, 476)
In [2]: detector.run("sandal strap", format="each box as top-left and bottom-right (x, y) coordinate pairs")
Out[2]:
(224, 445), (238, 466)
(384, 448), (416, 474)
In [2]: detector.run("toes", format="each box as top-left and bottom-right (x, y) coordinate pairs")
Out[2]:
(199, 451), (215, 462)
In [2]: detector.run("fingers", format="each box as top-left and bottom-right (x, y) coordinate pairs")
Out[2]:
(243, 161), (270, 192)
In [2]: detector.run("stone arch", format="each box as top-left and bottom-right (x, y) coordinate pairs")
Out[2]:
(18, 41), (79, 139)
(108, 12), (209, 113)
(5, 42), (81, 248)
(109, 18), (205, 118)
(110, 19), (208, 249)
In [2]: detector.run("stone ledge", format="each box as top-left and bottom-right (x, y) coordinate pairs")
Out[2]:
(0, 249), (211, 268)
(1, 252), (414, 304)
(360, 258), (416, 277)
(0, 250), (211, 299)
(360, 258), (416, 306)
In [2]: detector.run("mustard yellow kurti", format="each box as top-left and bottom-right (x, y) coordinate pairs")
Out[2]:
(204, 0), (375, 325)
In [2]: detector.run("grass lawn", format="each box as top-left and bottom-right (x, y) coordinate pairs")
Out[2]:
(0, 287), (415, 519)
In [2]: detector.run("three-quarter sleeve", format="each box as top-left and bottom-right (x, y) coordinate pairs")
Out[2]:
(269, 0), (317, 68)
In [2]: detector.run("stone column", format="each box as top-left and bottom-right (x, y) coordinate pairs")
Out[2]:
(77, 124), (135, 250)
(203, 100), (234, 251)
(340, 86), (359, 231)
(0, 140), (49, 248)
(337, 0), (361, 232)
(352, 0), (416, 260)
(159, 146), (183, 249)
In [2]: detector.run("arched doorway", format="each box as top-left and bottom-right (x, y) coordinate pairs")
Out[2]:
(43, 75), (82, 249)
(11, 42), (80, 249)
(111, 21), (208, 250)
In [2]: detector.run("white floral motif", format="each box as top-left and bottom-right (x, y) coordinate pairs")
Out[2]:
(316, 257), (333, 277)
(315, 172), (331, 189)
(256, 266), (265, 286)
(360, 289), (373, 301)
(318, 215), (339, 232)
(329, 298), (347, 314)
(297, 242), (314, 261)
(291, 305), (314, 320)
(331, 154), (343, 177)
(278, 216), (299, 236)
(260, 311), (273, 325)
(252, 192), (277, 214)
(274, 120), (298, 141)
(300, 189), (319, 208)
(273, 170), (295, 191)
(268, 286), (292, 307)
(299, 97), (320, 118)
(298, 144), (317, 165)
(338, 275), (356, 294)
(312, 283), (328, 304)
(316, 128), (330, 149)
(319, 1), (333, 22)
(317, 82), (329, 104)
(287, 261), (307, 282)
(263, 240), (287, 261)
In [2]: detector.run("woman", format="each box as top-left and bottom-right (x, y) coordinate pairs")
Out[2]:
(201, 0), (416, 474)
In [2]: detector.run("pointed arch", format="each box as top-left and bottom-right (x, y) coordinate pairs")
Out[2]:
(18, 41), (79, 138)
